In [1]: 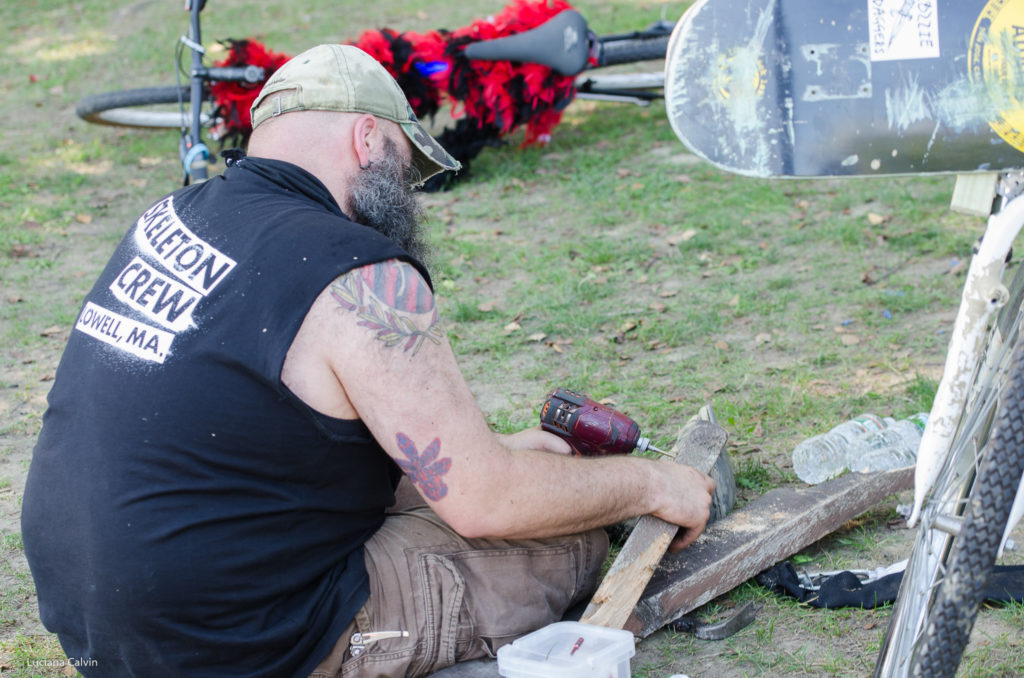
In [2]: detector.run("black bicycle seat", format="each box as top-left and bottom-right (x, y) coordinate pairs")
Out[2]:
(462, 10), (591, 76)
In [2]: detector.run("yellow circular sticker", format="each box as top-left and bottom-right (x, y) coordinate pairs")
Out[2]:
(712, 50), (767, 102)
(969, 0), (1024, 152)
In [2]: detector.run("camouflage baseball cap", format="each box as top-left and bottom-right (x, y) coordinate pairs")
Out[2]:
(250, 44), (461, 183)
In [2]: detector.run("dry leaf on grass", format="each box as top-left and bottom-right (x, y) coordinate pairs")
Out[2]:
(666, 229), (698, 245)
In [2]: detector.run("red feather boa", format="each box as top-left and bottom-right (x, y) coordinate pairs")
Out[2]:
(209, 40), (291, 139)
(210, 0), (582, 152)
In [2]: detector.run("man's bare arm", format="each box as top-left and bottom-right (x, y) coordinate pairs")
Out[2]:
(328, 263), (443, 356)
(285, 259), (714, 545)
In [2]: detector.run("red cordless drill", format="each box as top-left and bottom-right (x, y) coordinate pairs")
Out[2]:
(539, 387), (667, 457)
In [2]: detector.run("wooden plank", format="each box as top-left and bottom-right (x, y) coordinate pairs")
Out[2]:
(579, 407), (728, 629)
(623, 466), (915, 638)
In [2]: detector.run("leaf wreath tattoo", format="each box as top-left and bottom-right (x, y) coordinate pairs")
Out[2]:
(395, 433), (451, 501)
(330, 261), (443, 355)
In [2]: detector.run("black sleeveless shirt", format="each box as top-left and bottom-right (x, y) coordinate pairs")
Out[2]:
(22, 157), (426, 677)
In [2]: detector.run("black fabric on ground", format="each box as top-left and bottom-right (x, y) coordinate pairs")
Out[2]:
(756, 562), (1024, 609)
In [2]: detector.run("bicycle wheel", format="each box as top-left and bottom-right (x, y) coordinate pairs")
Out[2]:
(874, 262), (1024, 678)
(75, 86), (212, 129)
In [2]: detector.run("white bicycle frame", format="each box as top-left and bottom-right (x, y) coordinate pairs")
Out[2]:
(875, 171), (1024, 678)
(908, 171), (1024, 547)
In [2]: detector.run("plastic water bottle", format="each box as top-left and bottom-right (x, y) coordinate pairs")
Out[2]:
(792, 414), (886, 484)
(845, 413), (929, 473)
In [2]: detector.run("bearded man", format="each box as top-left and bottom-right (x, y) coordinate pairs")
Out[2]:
(21, 45), (714, 678)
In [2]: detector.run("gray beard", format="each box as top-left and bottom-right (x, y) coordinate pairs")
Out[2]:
(347, 139), (430, 266)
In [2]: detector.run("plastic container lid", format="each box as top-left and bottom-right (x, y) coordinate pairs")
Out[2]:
(496, 621), (635, 678)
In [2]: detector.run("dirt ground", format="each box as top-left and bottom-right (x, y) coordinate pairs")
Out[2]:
(4, 148), (1024, 678)
(5, 181), (1023, 676)
(6, 151), (1024, 678)
(3, 3), (1024, 675)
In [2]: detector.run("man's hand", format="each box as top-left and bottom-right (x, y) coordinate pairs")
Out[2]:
(651, 461), (715, 552)
(497, 427), (572, 455)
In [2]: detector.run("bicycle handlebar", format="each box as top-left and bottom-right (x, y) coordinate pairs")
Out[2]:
(197, 65), (266, 84)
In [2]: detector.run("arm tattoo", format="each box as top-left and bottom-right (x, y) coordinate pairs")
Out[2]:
(395, 433), (451, 501)
(330, 260), (443, 355)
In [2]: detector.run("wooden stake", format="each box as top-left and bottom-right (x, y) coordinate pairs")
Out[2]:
(579, 406), (728, 629)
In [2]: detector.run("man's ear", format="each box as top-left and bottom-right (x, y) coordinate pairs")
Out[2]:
(351, 114), (379, 169)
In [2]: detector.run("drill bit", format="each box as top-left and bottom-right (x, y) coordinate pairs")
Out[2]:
(636, 437), (671, 458)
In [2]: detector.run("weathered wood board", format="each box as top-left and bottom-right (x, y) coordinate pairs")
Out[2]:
(624, 466), (914, 638)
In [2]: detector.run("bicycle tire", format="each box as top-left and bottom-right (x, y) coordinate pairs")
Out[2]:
(75, 86), (212, 129)
(874, 262), (1024, 678)
(913, 381), (1024, 675)
(597, 35), (669, 66)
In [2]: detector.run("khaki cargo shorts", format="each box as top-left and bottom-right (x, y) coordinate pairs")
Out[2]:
(309, 506), (608, 678)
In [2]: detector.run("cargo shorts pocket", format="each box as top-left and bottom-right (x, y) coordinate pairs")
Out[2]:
(445, 544), (579, 659)
(338, 547), (473, 677)
(410, 553), (468, 675)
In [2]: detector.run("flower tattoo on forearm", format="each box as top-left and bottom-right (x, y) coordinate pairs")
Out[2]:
(330, 261), (443, 355)
(395, 433), (451, 501)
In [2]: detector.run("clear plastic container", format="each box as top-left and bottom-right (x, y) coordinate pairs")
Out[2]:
(791, 414), (886, 484)
(496, 621), (635, 678)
